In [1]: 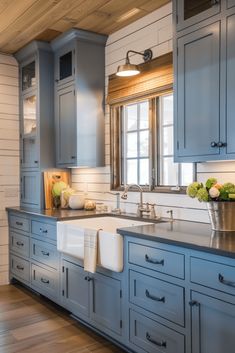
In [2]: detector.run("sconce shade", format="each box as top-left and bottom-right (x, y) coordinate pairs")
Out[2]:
(116, 63), (140, 77)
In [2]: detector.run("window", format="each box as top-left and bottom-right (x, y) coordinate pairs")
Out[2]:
(111, 92), (194, 191)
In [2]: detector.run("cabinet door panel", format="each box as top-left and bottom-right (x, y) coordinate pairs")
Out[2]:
(62, 261), (89, 318)
(176, 22), (220, 160)
(90, 272), (122, 335)
(55, 85), (76, 166)
(226, 14), (235, 154)
(176, 0), (221, 31)
(191, 291), (235, 353)
(21, 172), (40, 208)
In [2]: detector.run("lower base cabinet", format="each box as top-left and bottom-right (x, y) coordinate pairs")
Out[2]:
(130, 309), (185, 353)
(191, 291), (235, 353)
(61, 260), (123, 337)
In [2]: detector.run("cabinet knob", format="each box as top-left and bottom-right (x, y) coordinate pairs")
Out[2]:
(210, 141), (218, 148)
(71, 156), (76, 159)
(189, 300), (199, 307)
(34, 160), (38, 164)
(217, 142), (226, 148)
(55, 79), (59, 83)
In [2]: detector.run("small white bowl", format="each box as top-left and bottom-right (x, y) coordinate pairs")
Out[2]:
(68, 193), (85, 209)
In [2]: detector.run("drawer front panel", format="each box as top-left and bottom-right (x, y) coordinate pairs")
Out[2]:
(130, 270), (184, 326)
(31, 238), (59, 269)
(9, 214), (30, 233)
(129, 242), (185, 279)
(191, 257), (235, 296)
(31, 220), (56, 242)
(31, 263), (58, 299)
(10, 231), (30, 258)
(130, 309), (185, 353)
(10, 255), (30, 283)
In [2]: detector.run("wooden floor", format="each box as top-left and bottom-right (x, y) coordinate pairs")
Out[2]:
(0, 284), (126, 353)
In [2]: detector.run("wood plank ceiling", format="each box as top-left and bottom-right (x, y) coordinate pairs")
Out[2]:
(0, 0), (170, 54)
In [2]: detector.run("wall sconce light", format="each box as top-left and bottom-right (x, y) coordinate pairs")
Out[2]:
(116, 49), (153, 77)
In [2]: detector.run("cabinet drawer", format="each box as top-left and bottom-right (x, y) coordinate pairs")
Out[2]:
(10, 255), (30, 283)
(130, 270), (184, 326)
(191, 257), (235, 296)
(130, 309), (185, 353)
(9, 214), (30, 233)
(10, 231), (29, 258)
(31, 220), (56, 242)
(31, 238), (59, 269)
(31, 263), (59, 300)
(129, 242), (184, 279)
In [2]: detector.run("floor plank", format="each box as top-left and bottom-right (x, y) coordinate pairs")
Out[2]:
(0, 284), (126, 353)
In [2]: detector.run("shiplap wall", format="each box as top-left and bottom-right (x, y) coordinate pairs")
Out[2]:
(0, 53), (19, 285)
(72, 2), (235, 224)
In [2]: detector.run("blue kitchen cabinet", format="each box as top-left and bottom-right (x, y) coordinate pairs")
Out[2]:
(61, 258), (123, 336)
(175, 0), (221, 31)
(52, 29), (107, 168)
(190, 291), (235, 353)
(90, 271), (122, 336)
(61, 260), (89, 318)
(175, 22), (221, 162)
(15, 41), (55, 209)
(55, 84), (76, 166)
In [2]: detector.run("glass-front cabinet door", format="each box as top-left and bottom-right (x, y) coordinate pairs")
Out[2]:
(176, 0), (221, 31)
(22, 61), (36, 92)
(55, 45), (74, 86)
(21, 93), (39, 169)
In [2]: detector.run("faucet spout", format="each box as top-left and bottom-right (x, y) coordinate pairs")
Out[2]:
(121, 184), (146, 217)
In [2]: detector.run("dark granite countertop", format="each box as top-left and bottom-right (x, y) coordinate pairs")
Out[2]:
(6, 207), (235, 258)
(117, 220), (235, 258)
(6, 206), (103, 221)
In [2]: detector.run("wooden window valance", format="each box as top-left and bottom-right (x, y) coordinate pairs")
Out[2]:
(107, 52), (173, 105)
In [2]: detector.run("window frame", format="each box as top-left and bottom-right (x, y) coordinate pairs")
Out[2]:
(110, 90), (196, 194)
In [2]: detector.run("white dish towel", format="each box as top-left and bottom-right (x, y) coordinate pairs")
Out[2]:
(84, 228), (99, 273)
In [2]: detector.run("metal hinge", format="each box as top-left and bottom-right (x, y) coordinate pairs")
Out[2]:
(177, 141), (179, 150)
(120, 290), (122, 298)
(62, 266), (64, 273)
(120, 320), (122, 329)
(74, 90), (75, 96)
(62, 289), (64, 296)
(176, 14), (178, 24)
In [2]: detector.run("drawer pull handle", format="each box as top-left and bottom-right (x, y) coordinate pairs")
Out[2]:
(41, 251), (50, 256)
(218, 274), (235, 288)
(16, 265), (24, 271)
(16, 221), (23, 226)
(145, 254), (164, 266)
(41, 278), (50, 284)
(39, 228), (48, 234)
(146, 332), (166, 348)
(145, 289), (165, 302)
(16, 241), (24, 247)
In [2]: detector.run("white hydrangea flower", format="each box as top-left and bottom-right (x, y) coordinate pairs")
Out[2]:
(209, 186), (220, 198)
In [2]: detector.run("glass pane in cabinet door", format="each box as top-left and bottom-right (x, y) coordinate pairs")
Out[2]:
(22, 61), (36, 91)
(59, 52), (72, 80)
(23, 95), (37, 137)
(184, 0), (212, 20)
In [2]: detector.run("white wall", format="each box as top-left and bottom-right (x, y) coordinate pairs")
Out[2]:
(0, 53), (19, 285)
(72, 2), (235, 224)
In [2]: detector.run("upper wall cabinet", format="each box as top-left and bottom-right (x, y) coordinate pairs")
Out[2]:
(51, 29), (107, 168)
(175, 0), (221, 31)
(15, 41), (55, 209)
(175, 22), (220, 161)
(174, 2), (235, 162)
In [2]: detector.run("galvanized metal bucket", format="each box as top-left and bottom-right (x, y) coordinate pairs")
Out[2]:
(207, 202), (235, 231)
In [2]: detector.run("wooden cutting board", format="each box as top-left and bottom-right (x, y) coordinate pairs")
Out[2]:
(43, 170), (71, 209)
